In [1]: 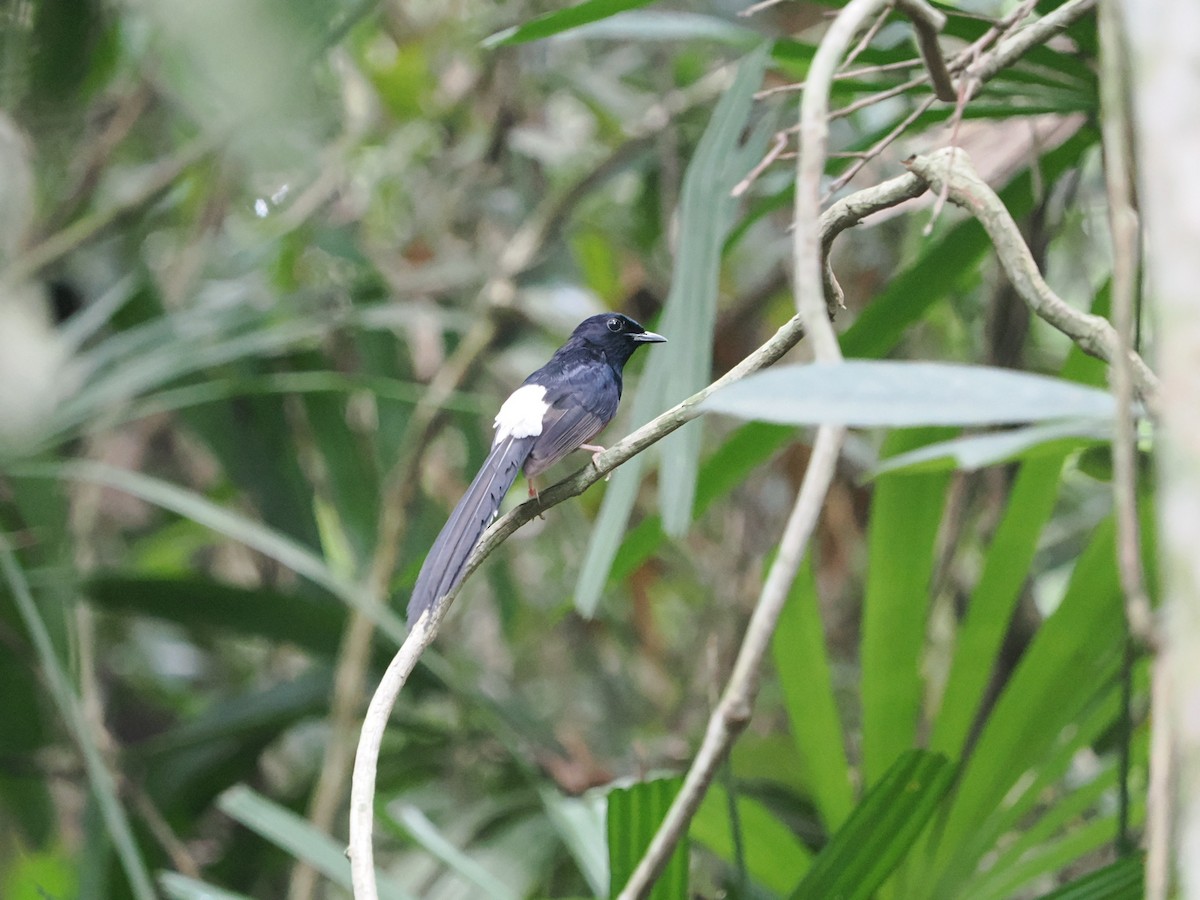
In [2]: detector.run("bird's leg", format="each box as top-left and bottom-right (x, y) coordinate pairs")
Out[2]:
(527, 476), (546, 519)
(579, 443), (610, 481)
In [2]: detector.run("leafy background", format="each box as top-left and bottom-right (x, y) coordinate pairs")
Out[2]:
(0, 0), (1152, 898)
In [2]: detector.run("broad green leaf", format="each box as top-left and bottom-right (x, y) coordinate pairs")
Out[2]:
(484, 0), (658, 46)
(772, 558), (853, 829)
(869, 419), (1111, 477)
(218, 785), (413, 900)
(392, 805), (519, 900)
(789, 750), (954, 900)
(860, 428), (954, 784)
(1034, 856), (1143, 900)
(693, 786), (812, 894)
(702, 362), (1116, 428)
(575, 43), (772, 616)
(607, 777), (688, 900)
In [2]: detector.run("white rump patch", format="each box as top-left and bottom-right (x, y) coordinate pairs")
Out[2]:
(493, 384), (548, 442)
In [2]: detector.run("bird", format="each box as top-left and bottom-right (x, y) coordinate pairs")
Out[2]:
(406, 312), (666, 626)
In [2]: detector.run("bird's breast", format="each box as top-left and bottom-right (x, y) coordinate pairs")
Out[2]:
(493, 383), (549, 442)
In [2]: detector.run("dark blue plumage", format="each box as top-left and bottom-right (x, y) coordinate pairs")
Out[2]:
(407, 313), (665, 626)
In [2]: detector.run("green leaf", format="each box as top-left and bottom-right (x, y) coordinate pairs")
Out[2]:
(926, 454), (1066, 760)
(607, 777), (688, 899)
(484, 0), (658, 47)
(544, 10), (761, 45)
(693, 786), (812, 894)
(538, 787), (608, 898)
(158, 873), (255, 900)
(927, 283), (1113, 760)
(2, 846), (79, 900)
(1034, 856), (1143, 900)
(575, 43), (772, 616)
(789, 750), (955, 900)
(860, 429), (954, 785)
(869, 419), (1111, 477)
(925, 515), (1129, 896)
(218, 785), (413, 900)
(392, 805), (519, 900)
(702, 362), (1116, 427)
(772, 559), (853, 829)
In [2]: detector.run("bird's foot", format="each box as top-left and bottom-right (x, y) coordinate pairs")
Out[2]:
(580, 443), (610, 481)
(528, 479), (545, 519)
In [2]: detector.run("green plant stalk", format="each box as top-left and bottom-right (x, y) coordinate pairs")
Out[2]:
(0, 537), (156, 900)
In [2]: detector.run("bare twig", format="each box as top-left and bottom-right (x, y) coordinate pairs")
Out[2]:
(896, 0), (958, 101)
(754, 57), (922, 100)
(826, 94), (936, 196)
(346, 167), (928, 900)
(1098, 0), (1158, 650)
(843, 2), (895, 74)
(731, 131), (788, 198)
(967, 0), (1096, 89)
(903, 148), (1161, 415)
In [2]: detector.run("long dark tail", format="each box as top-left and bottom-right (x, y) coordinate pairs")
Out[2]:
(407, 434), (535, 625)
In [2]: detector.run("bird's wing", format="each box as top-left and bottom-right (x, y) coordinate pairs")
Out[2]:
(407, 433), (535, 625)
(524, 363), (620, 477)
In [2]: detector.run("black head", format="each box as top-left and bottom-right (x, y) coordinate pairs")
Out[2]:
(568, 313), (666, 369)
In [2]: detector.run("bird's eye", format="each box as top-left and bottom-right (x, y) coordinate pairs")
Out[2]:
(606, 318), (622, 333)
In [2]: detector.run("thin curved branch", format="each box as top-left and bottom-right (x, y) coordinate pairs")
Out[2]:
(903, 147), (1161, 416)
(896, 0), (957, 101)
(346, 167), (927, 900)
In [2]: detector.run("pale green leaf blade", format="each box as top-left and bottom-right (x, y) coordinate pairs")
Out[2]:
(789, 750), (955, 900)
(693, 786), (812, 894)
(702, 362), (1116, 427)
(860, 428), (954, 785)
(773, 559), (853, 829)
(218, 785), (413, 900)
(392, 805), (518, 900)
(484, 0), (656, 47)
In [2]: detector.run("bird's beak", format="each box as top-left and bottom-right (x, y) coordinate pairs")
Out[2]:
(633, 330), (667, 343)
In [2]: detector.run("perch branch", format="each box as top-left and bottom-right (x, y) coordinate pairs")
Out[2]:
(346, 166), (927, 900)
(904, 148), (1161, 416)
